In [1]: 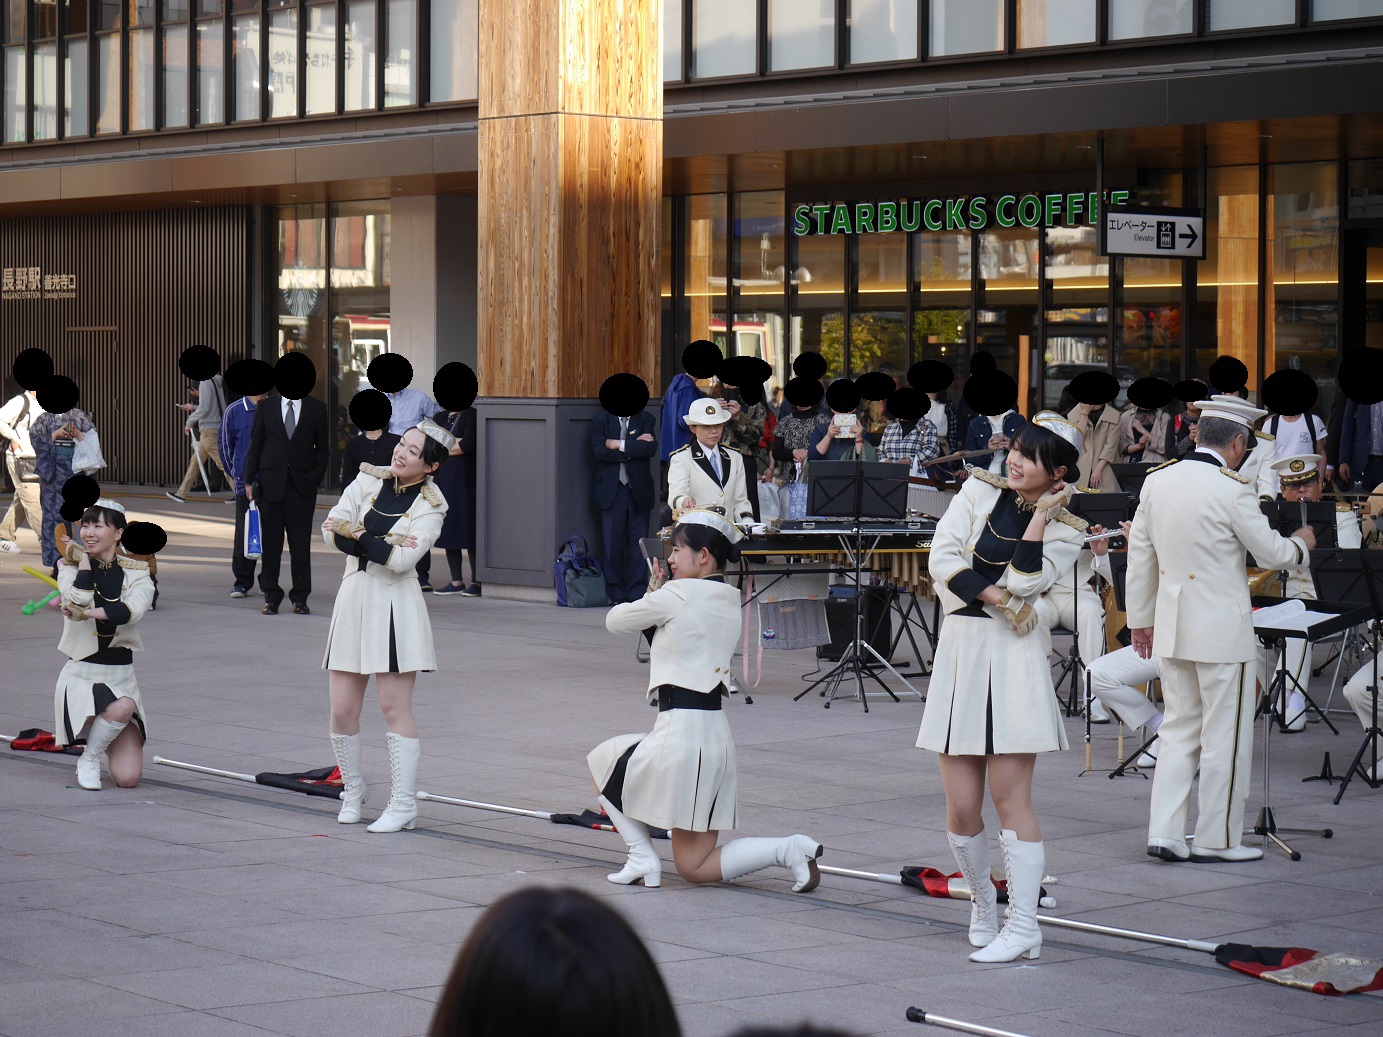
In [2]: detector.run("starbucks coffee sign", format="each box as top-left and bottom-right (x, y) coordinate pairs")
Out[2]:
(792, 190), (1131, 236)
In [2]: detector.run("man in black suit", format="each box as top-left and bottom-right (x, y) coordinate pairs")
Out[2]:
(591, 405), (657, 603)
(244, 389), (330, 614)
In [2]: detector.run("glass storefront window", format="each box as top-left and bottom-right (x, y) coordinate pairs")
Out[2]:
(1120, 171), (1184, 388)
(851, 233), (908, 386)
(384, 0), (415, 106)
(1348, 159), (1383, 219)
(430, 0), (476, 101)
(3, 0), (23, 43)
(685, 193), (728, 350)
(1017, 0), (1096, 48)
(978, 225), (1038, 404)
(306, 3), (335, 113)
(129, 0), (153, 24)
(1195, 166), (1260, 390)
(792, 230), (846, 381)
(1207, 0), (1295, 31)
(768, 0), (834, 72)
(96, 0), (118, 29)
(733, 192), (789, 402)
(344, 0), (376, 111)
(233, 13), (261, 120)
(268, 6), (296, 117)
(1109, 0), (1193, 38)
(1045, 224), (1110, 409)
(931, 0), (1004, 57)
(64, 36), (87, 135)
(849, 0), (918, 64)
(914, 229), (972, 383)
(163, 25), (190, 128)
(663, 0), (682, 80)
(162, 0), (189, 18)
(95, 32), (119, 132)
(1314, 1), (1382, 20)
(34, 42), (57, 139)
(196, 0), (220, 13)
(692, 0), (755, 79)
(2, 45), (22, 143)
(67, 0), (88, 32)
(1271, 162), (1339, 415)
(196, 19), (224, 124)
(332, 202), (393, 477)
(129, 28), (154, 131)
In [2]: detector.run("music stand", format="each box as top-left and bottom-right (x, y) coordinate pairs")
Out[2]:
(1110, 463), (1154, 501)
(794, 461), (912, 711)
(1311, 550), (1383, 803)
(1248, 597), (1366, 858)
(1259, 500), (1338, 550)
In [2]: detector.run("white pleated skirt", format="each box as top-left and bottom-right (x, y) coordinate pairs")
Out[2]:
(917, 613), (1068, 756)
(54, 658), (146, 747)
(588, 708), (739, 833)
(324, 567), (436, 674)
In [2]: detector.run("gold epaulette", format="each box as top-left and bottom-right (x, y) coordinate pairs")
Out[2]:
(1336, 502), (1353, 513)
(969, 468), (1008, 489)
(1055, 510), (1089, 532)
(1147, 457), (1179, 473)
(419, 481), (444, 507)
(1220, 466), (1250, 484)
(360, 463), (391, 479)
(669, 443), (691, 456)
(1255, 430), (1275, 442)
(117, 557), (149, 572)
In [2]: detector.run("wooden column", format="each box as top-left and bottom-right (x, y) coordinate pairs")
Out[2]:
(478, 0), (662, 398)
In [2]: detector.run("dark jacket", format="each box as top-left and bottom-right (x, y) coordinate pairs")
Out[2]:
(1339, 400), (1382, 481)
(341, 431), (400, 486)
(218, 396), (258, 495)
(592, 410), (658, 512)
(963, 411), (1026, 469)
(243, 394), (330, 501)
(659, 374), (700, 462)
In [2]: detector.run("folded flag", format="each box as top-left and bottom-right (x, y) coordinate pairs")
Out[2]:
(1216, 944), (1383, 996)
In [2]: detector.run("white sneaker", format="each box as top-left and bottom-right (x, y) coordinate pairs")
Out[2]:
(0, 539), (20, 553)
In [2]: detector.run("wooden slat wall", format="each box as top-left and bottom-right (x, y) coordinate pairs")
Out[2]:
(478, 0), (662, 399)
(0, 207), (251, 487)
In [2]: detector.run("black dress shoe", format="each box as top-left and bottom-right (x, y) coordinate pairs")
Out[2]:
(292, 602), (310, 615)
(261, 603), (279, 615)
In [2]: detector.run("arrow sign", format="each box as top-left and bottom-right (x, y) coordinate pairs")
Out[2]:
(1101, 205), (1206, 260)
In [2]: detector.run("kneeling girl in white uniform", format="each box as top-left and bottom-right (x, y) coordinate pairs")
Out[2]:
(919, 415), (1087, 963)
(53, 500), (157, 791)
(321, 421), (449, 833)
(588, 511), (823, 892)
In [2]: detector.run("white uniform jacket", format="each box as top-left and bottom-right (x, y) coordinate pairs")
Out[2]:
(667, 441), (753, 522)
(56, 558), (155, 660)
(927, 469), (1087, 617)
(322, 465), (448, 581)
(606, 577), (743, 700)
(1127, 453), (1309, 663)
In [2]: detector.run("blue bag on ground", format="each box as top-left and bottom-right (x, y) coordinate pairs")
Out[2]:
(553, 536), (609, 607)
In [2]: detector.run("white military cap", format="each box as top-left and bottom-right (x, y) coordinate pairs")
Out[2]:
(1270, 453), (1322, 486)
(683, 397), (732, 426)
(675, 508), (744, 543)
(1030, 410), (1085, 453)
(1193, 393), (1267, 429)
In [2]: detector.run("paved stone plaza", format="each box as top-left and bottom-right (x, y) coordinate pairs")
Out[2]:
(2, 492), (1382, 1037)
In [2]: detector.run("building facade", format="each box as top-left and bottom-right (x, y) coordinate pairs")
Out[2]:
(4, 1), (1383, 584)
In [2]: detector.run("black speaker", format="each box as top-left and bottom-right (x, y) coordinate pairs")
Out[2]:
(818, 587), (894, 662)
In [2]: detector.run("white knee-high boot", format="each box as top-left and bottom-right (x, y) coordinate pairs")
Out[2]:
(329, 732), (368, 824)
(717, 835), (823, 892)
(367, 733), (419, 833)
(948, 831), (999, 948)
(598, 796), (661, 887)
(970, 829), (1043, 963)
(76, 717), (128, 791)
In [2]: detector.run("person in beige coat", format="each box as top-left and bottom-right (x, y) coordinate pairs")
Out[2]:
(320, 421), (450, 834)
(920, 414), (1088, 964)
(588, 511), (824, 894)
(1127, 397), (1316, 864)
(1067, 369), (1124, 492)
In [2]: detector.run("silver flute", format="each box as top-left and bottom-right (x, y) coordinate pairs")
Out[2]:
(1084, 528), (1126, 543)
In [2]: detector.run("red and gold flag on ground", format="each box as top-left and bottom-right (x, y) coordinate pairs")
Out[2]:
(1216, 944), (1383, 996)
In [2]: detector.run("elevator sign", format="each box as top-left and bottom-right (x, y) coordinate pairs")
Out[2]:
(1102, 205), (1205, 260)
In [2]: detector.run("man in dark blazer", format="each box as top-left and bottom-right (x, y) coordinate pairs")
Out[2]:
(591, 407), (657, 603)
(244, 390), (330, 614)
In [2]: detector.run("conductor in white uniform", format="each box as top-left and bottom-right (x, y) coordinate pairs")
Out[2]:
(1127, 396), (1316, 863)
(667, 398), (754, 523)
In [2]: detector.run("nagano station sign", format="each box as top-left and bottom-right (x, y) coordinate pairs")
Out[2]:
(792, 190), (1132, 236)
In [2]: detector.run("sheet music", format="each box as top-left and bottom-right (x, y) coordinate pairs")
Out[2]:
(1251, 598), (1337, 631)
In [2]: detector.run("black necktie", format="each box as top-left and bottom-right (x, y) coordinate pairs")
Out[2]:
(284, 401), (296, 439)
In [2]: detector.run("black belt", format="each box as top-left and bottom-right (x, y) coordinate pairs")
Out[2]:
(657, 684), (724, 712)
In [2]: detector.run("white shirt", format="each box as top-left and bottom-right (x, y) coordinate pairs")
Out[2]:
(1271, 414), (1327, 462)
(281, 396), (298, 430)
(0, 391), (44, 457)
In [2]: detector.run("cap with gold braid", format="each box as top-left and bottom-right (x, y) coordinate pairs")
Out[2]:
(1030, 410), (1085, 454)
(416, 417), (458, 452)
(1270, 453), (1322, 487)
(675, 508), (743, 544)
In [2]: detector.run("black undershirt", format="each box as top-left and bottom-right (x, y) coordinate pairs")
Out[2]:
(946, 489), (1043, 618)
(332, 477), (425, 570)
(75, 561), (134, 665)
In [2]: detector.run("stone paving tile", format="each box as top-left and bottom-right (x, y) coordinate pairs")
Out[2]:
(3, 497), (1383, 1037)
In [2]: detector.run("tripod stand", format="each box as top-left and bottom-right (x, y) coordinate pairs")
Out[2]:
(1311, 550), (1383, 804)
(793, 461), (918, 711)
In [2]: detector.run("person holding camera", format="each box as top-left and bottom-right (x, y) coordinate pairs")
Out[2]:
(810, 379), (878, 463)
(31, 405), (96, 569)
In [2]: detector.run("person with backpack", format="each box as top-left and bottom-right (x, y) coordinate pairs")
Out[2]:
(1256, 369), (1327, 500)
(0, 385), (44, 553)
(167, 371), (229, 502)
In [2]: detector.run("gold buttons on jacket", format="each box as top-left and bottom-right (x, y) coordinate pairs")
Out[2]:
(1189, 573), (1195, 579)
